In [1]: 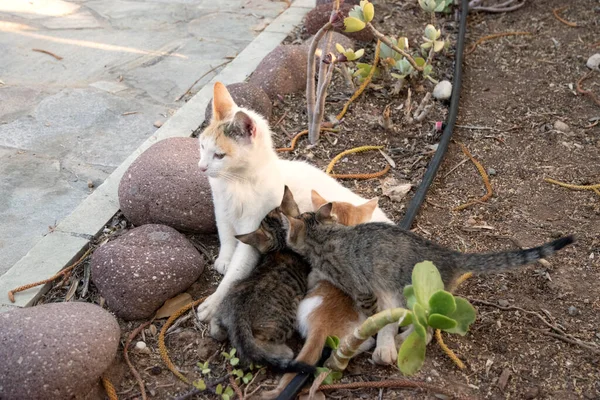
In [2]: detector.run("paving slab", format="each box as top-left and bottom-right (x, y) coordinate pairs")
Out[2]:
(0, 0), (315, 305)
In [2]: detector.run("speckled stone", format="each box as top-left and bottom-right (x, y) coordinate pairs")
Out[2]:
(248, 44), (309, 99)
(204, 82), (272, 121)
(91, 224), (204, 320)
(305, 3), (375, 42)
(118, 137), (216, 233)
(0, 302), (120, 400)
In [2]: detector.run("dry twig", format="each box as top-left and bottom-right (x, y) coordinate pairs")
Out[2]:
(552, 6), (577, 27)
(124, 320), (153, 400)
(575, 70), (600, 107)
(453, 143), (493, 211)
(32, 48), (63, 60)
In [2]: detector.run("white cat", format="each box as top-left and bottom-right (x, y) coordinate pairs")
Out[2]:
(197, 82), (398, 365)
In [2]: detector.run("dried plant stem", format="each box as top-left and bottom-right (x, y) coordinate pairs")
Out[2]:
(326, 145), (383, 174)
(276, 128), (339, 152)
(336, 40), (381, 122)
(124, 320), (153, 400)
(453, 143), (493, 211)
(545, 177), (600, 197)
(310, 60), (335, 144)
(469, 0), (525, 13)
(227, 364), (244, 399)
(575, 70), (600, 107)
(8, 247), (93, 302)
(32, 48), (63, 60)
(158, 297), (207, 384)
(306, 22), (333, 135)
(552, 6), (577, 27)
(326, 307), (410, 371)
(366, 24), (422, 71)
(102, 376), (118, 400)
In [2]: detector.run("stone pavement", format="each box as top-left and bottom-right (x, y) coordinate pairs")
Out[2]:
(0, 0), (289, 275)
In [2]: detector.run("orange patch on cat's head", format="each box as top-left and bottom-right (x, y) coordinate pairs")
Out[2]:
(311, 190), (378, 226)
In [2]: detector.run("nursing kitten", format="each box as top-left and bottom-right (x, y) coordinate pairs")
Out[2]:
(209, 187), (314, 373)
(196, 82), (393, 322)
(279, 205), (575, 364)
(261, 192), (378, 399)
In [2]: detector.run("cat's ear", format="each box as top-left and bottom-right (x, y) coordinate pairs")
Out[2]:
(280, 213), (304, 245)
(281, 186), (300, 217)
(316, 202), (335, 223)
(212, 82), (235, 121)
(232, 111), (256, 139)
(311, 190), (328, 210)
(360, 198), (379, 217)
(235, 229), (270, 253)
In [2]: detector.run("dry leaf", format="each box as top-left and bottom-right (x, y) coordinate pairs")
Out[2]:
(380, 177), (412, 202)
(155, 292), (192, 319)
(149, 324), (158, 336)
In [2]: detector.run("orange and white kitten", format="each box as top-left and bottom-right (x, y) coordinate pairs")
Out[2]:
(260, 192), (377, 399)
(196, 82), (393, 340)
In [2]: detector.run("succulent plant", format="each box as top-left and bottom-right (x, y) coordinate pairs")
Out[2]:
(344, 0), (373, 32)
(335, 43), (365, 61)
(398, 261), (477, 375)
(421, 24), (445, 53)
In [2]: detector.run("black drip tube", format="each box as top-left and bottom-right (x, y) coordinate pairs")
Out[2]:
(277, 1), (469, 398)
(400, 0), (469, 229)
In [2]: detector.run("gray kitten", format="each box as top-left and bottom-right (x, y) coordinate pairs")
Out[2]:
(280, 203), (575, 316)
(209, 187), (314, 374)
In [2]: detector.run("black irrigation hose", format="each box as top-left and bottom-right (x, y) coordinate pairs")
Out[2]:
(400, 0), (469, 230)
(277, 1), (469, 399)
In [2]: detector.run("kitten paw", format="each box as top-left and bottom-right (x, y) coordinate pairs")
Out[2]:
(372, 344), (398, 365)
(196, 293), (222, 322)
(213, 257), (230, 275)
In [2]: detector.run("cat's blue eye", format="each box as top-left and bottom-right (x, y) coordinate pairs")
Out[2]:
(214, 153), (225, 159)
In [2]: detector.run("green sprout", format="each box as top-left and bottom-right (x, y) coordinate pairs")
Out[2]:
(344, 0), (374, 32)
(421, 24), (445, 53)
(418, 0), (451, 13)
(335, 43), (365, 61)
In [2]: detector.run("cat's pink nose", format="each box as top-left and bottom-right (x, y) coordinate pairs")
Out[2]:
(199, 166), (208, 173)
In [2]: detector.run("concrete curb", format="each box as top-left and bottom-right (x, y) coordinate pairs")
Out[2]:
(0, 0), (315, 309)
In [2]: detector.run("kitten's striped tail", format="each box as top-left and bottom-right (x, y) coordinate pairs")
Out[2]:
(230, 319), (316, 374)
(456, 235), (574, 272)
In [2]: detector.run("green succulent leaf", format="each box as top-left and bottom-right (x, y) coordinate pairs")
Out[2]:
(429, 290), (456, 316)
(433, 39), (445, 52)
(421, 42), (432, 50)
(412, 303), (428, 338)
(221, 351), (231, 359)
(348, 6), (364, 21)
(344, 16), (366, 33)
(412, 261), (444, 308)
(418, 0), (437, 12)
(391, 72), (407, 80)
(230, 357), (240, 366)
(428, 313), (458, 330)
(224, 386), (234, 397)
(443, 296), (477, 336)
(414, 57), (427, 68)
(424, 24), (438, 41)
(403, 284), (416, 310)
(243, 372), (253, 384)
(222, 395), (230, 400)
(215, 384), (223, 395)
(193, 379), (206, 391)
(398, 310), (413, 327)
(326, 335), (341, 350)
(362, 1), (374, 23)
(397, 331), (426, 375)
(233, 369), (244, 378)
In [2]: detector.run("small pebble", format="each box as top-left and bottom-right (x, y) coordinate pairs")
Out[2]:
(586, 53), (600, 71)
(568, 306), (579, 316)
(498, 299), (509, 307)
(553, 120), (570, 133)
(87, 179), (94, 188)
(135, 341), (147, 350)
(433, 80), (452, 100)
(487, 168), (496, 176)
(153, 120), (164, 128)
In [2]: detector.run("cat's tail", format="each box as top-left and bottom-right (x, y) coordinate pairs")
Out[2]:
(230, 319), (316, 375)
(455, 235), (574, 273)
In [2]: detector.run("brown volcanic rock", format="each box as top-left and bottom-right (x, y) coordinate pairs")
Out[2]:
(119, 137), (216, 234)
(91, 224), (204, 320)
(0, 302), (120, 400)
(205, 82), (272, 121)
(305, 3), (375, 42)
(248, 44), (309, 99)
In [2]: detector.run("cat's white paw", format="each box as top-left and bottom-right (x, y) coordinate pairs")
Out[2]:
(213, 257), (230, 275)
(372, 343), (398, 365)
(197, 293), (222, 321)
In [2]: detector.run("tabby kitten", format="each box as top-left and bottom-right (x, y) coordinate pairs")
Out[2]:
(261, 192), (378, 399)
(279, 205), (575, 363)
(209, 187), (314, 373)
